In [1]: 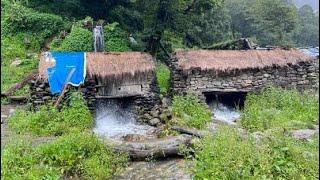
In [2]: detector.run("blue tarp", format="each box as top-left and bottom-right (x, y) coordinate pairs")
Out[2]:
(46, 52), (86, 94)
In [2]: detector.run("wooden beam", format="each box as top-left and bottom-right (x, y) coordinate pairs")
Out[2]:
(54, 68), (76, 108)
(95, 93), (142, 99)
(1, 70), (38, 97)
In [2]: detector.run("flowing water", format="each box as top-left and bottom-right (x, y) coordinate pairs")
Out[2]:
(208, 100), (241, 125)
(93, 99), (156, 140)
(93, 25), (104, 52)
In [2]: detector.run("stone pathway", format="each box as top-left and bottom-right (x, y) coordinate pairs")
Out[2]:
(113, 158), (193, 180)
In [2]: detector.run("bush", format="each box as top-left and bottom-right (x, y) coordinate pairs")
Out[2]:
(104, 22), (131, 52)
(57, 26), (93, 51)
(172, 93), (212, 129)
(1, 132), (128, 179)
(192, 126), (319, 179)
(1, 1), (64, 38)
(241, 87), (319, 132)
(9, 92), (93, 136)
(155, 62), (171, 95)
(1, 138), (61, 180)
(36, 131), (128, 179)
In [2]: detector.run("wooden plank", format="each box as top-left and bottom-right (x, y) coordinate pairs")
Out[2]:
(1, 70), (38, 97)
(54, 68), (76, 108)
(95, 93), (142, 99)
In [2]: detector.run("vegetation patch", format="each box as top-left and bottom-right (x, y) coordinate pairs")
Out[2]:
(172, 93), (212, 129)
(104, 22), (131, 52)
(192, 126), (319, 179)
(53, 26), (93, 52)
(241, 87), (319, 132)
(155, 62), (171, 95)
(9, 92), (93, 136)
(1, 132), (128, 179)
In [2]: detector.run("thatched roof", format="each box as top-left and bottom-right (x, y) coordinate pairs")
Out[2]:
(86, 52), (154, 78)
(175, 49), (316, 71)
(38, 52), (155, 82)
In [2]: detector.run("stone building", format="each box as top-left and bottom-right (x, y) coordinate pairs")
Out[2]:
(169, 49), (319, 100)
(31, 52), (160, 123)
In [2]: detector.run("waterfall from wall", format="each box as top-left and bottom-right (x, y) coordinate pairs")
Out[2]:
(93, 25), (104, 52)
(93, 99), (156, 140)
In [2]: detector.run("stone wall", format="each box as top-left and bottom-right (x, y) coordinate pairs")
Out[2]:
(169, 57), (319, 95)
(29, 73), (163, 126)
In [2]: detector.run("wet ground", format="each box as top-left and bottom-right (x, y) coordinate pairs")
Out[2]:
(113, 158), (193, 180)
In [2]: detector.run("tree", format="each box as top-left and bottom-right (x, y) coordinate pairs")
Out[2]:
(250, 0), (298, 46)
(291, 5), (319, 47)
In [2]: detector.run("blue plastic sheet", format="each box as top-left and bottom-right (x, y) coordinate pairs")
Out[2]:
(47, 52), (86, 94)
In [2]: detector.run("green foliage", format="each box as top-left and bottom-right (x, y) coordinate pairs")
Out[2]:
(193, 126), (319, 179)
(104, 22), (131, 52)
(1, 34), (39, 97)
(36, 131), (128, 179)
(9, 92), (93, 136)
(155, 62), (171, 95)
(55, 26), (93, 52)
(241, 87), (319, 132)
(1, 1), (64, 38)
(1, 138), (60, 180)
(172, 93), (212, 129)
(1, 132), (128, 179)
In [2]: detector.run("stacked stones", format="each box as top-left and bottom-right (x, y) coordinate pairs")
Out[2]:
(80, 77), (97, 112)
(29, 78), (58, 108)
(169, 58), (319, 95)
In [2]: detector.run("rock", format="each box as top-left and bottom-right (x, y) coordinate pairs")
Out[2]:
(10, 58), (22, 67)
(42, 96), (52, 101)
(150, 110), (160, 117)
(150, 118), (161, 126)
(291, 129), (318, 140)
(144, 113), (153, 120)
(123, 134), (146, 142)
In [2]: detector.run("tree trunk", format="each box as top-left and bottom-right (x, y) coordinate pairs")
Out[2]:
(109, 134), (193, 160)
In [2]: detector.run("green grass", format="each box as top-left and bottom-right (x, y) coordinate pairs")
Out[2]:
(241, 87), (319, 132)
(172, 93), (212, 129)
(1, 131), (128, 179)
(192, 126), (319, 180)
(155, 62), (171, 95)
(9, 92), (93, 136)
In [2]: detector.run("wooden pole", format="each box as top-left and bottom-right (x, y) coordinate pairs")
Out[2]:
(54, 68), (76, 108)
(1, 70), (38, 97)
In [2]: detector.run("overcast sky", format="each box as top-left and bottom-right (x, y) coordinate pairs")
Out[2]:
(293, 0), (319, 11)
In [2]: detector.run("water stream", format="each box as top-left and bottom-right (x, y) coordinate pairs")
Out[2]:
(93, 25), (104, 52)
(208, 101), (241, 125)
(93, 99), (156, 140)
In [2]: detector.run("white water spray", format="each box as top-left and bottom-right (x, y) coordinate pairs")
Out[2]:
(93, 99), (156, 139)
(208, 100), (241, 125)
(93, 25), (104, 52)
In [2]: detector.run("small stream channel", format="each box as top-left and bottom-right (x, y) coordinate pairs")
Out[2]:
(205, 92), (246, 125)
(93, 98), (156, 140)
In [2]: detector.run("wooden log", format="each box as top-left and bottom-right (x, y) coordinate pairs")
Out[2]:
(1, 70), (38, 97)
(7, 95), (29, 102)
(109, 134), (193, 160)
(171, 125), (206, 138)
(54, 68), (75, 108)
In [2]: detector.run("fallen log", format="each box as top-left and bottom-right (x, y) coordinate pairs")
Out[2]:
(171, 125), (206, 138)
(7, 95), (29, 102)
(109, 134), (193, 160)
(1, 70), (38, 97)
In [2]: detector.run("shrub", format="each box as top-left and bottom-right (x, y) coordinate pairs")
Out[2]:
(36, 131), (128, 179)
(241, 87), (319, 132)
(58, 26), (93, 51)
(9, 92), (93, 136)
(172, 93), (212, 129)
(104, 22), (131, 52)
(192, 126), (319, 179)
(1, 1), (64, 38)
(1, 132), (128, 179)
(1, 138), (61, 180)
(155, 62), (171, 95)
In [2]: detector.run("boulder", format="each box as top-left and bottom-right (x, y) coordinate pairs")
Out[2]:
(123, 134), (147, 142)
